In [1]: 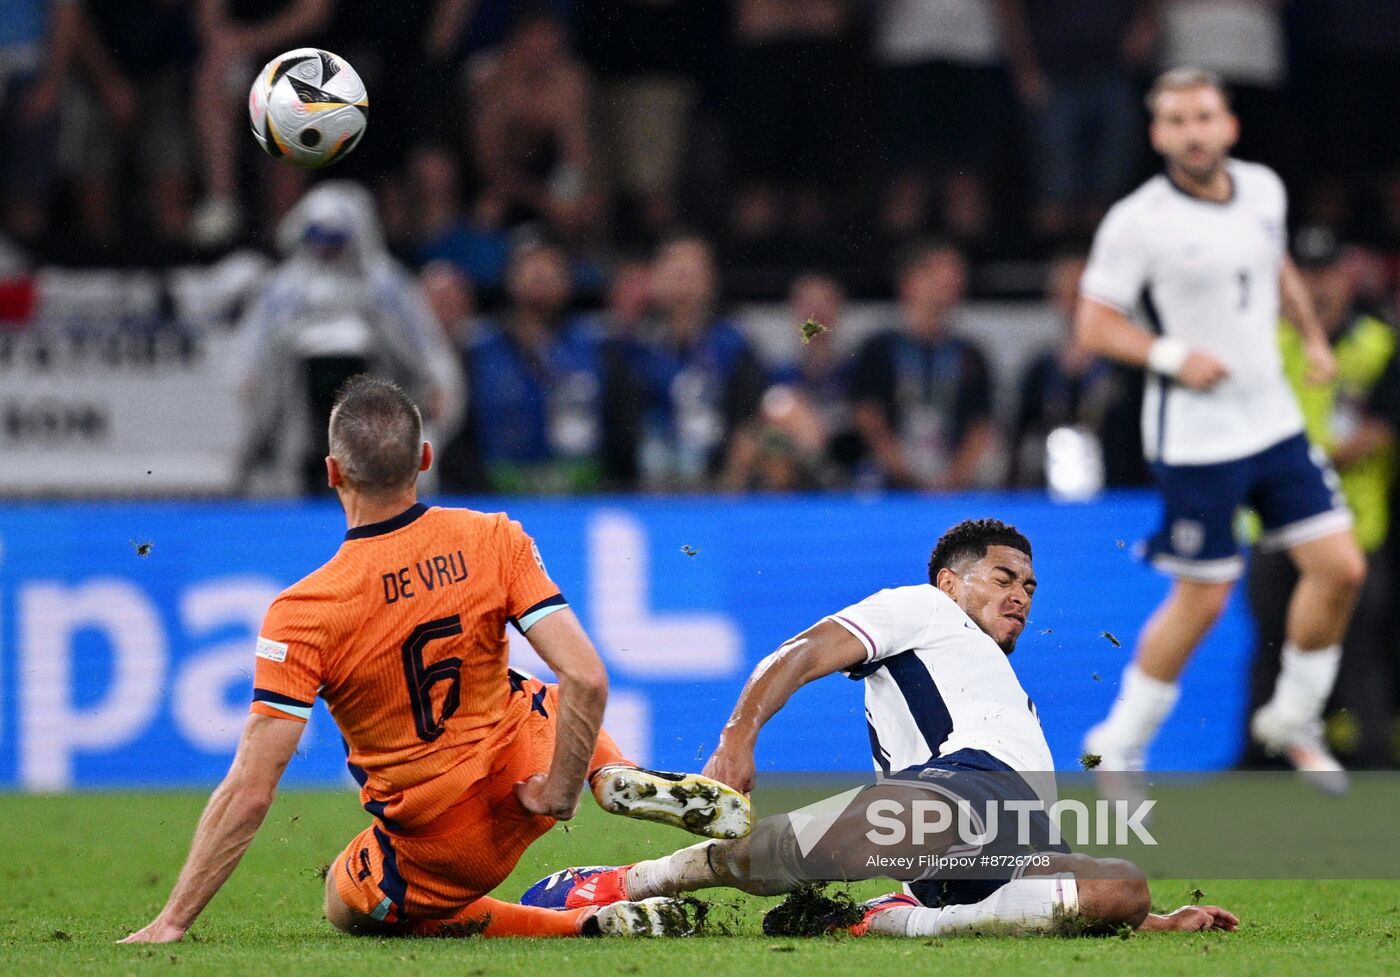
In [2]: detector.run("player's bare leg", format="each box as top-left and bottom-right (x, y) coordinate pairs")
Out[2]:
(848, 855), (1236, 937)
(848, 855), (1141, 937)
(1084, 578), (1233, 795)
(525, 832), (800, 911)
(590, 764), (750, 840)
(1251, 529), (1365, 792)
(624, 835), (792, 899)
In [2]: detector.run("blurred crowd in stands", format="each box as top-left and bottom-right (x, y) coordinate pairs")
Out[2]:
(4, 1), (1400, 294)
(0, 0), (1396, 506)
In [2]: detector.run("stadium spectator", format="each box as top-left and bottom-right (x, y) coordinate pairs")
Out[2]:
(189, 0), (331, 248)
(69, 0), (197, 251)
(234, 181), (464, 496)
(449, 240), (641, 495)
(721, 272), (854, 492)
(0, 0), (79, 245)
(636, 234), (766, 491)
(873, 0), (1011, 239)
(592, 255), (653, 340)
(1245, 228), (1400, 768)
(576, 0), (704, 240)
(420, 259), (486, 493)
(850, 240), (998, 490)
(466, 5), (602, 243)
(726, 0), (857, 240)
(321, 0), (456, 170)
(999, 0), (1157, 238)
(779, 272), (858, 457)
(1009, 252), (1146, 490)
(421, 259), (477, 347)
(402, 143), (510, 292)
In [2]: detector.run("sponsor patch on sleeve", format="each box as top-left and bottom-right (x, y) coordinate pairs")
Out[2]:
(255, 636), (289, 663)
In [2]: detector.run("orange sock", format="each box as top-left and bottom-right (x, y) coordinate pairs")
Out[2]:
(405, 897), (590, 938)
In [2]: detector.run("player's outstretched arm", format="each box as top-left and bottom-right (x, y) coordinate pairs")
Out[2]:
(516, 608), (609, 820)
(120, 714), (305, 944)
(704, 620), (867, 793)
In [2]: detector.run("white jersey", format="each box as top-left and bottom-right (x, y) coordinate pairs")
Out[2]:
(1081, 159), (1304, 465)
(827, 584), (1054, 781)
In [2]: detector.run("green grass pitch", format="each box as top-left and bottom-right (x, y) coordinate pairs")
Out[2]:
(4, 790), (1397, 976)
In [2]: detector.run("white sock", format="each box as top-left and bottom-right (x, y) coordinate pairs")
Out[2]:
(623, 840), (717, 898)
(1267, 643), (1341, 726)
(1091, 665), (1180, 761)
(870, 877), (1079, 937)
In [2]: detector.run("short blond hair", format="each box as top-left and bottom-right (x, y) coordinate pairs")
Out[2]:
(1145, 67), (1231, 116)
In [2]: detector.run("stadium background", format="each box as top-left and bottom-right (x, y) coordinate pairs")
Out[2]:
(1, 0), (1397, 791)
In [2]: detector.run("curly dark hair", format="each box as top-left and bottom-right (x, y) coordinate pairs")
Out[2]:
(927, 519), (1032, 583)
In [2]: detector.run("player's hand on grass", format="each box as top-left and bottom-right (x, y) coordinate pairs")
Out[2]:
(514, 772), (581, 820)
(702, 742), (755, 796)
(1177, 350), (1230, 391)
(1303, 337), (1338, 385)
(1140, 905), (1239, 931)
(119, 918), (187, 944)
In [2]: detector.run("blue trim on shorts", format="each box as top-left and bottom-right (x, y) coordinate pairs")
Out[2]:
(372, 826), (408, 917)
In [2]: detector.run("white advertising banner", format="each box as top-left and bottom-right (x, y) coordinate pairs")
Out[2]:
(0, 332), (246, 496)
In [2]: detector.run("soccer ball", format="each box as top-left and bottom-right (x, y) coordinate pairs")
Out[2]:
(248, 48), (368, 169)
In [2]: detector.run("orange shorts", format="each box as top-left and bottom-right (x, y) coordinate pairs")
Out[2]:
(332, 680), (628, 923)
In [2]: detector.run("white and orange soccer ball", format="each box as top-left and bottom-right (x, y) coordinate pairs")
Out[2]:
(248, 48), (368, 169)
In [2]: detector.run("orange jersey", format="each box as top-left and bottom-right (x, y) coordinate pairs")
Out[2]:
(250, 502), (567, 830)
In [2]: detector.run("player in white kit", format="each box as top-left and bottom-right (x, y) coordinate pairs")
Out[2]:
(1077, 69), (1367, 791)
(520, 519), (1236, 936)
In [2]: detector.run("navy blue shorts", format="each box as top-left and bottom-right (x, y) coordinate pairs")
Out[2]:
(894, 749), (1070, 909)
(1144, 432), (1352, 583)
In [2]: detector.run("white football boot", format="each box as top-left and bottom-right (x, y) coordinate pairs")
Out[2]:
(591, 765), (750, 839)
(584, 897), (697, 937)
(1250, 706), (1349, 795)
(1082, 722), (1150, 815)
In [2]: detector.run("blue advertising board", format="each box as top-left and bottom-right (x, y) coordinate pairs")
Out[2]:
(0, 493), (1253, 790)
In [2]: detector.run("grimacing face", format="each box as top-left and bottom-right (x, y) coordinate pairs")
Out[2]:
(937, 544), (1036, 653)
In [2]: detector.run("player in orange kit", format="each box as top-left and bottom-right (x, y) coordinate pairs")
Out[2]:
(122, 376), (748, 943)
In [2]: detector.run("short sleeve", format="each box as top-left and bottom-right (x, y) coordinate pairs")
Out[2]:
(1081, 203), (1150, 314)
(250, 593), (325, 723)
(825, 585), (938, 667)
(504, 519), (569, 633)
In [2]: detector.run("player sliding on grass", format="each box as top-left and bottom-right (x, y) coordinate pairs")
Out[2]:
(522, 520), (1237, 937)
(122, 376), (747, 944)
